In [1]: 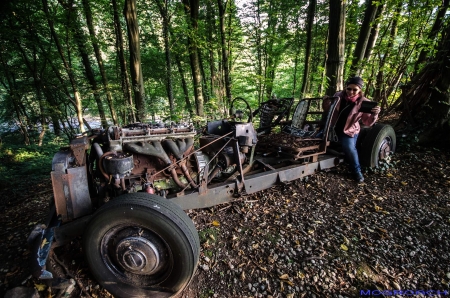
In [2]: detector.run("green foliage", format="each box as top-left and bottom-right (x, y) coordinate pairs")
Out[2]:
(0, 0), (447, 129)
(0, 133), (64, 190)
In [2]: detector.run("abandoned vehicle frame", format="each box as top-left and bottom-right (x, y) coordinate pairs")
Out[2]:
(28, 97), (396, 297)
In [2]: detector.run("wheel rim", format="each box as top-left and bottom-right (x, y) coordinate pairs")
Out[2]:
(101, 225), (172, 285)
(378, 136), (393, 162)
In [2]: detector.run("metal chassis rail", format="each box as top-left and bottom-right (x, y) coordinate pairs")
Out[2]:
(170, 154), (340, 210)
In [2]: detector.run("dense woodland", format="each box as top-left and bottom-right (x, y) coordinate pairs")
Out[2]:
(0, 0), (449, 145)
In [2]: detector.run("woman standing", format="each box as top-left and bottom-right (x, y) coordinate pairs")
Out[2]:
(325, 77), (381, 182)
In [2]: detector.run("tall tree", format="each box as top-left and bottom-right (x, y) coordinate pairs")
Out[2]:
(112, 0), (135, 124)
(82, 0), (118, 125)
(325, 0), (346, 95)
(363, 2), (384, 61)
(349, 0), (379, 76)
(372, 3), (401, 106)
(218, 0), (232, 106)
(301, 0), (317, 97)
(124, 0), (146, 122)
(42, 0), (85, 133)
(73, 18), (108, 129)
(182, 0), (204, 117)
(155, 0), (175, 120)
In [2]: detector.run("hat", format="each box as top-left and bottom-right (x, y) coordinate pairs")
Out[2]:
(346, 77), (364, 88)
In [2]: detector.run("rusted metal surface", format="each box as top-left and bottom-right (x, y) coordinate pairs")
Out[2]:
(51, 150), (92, 222)
(169, 155), (339, 210)
(69, 136), (89, 166)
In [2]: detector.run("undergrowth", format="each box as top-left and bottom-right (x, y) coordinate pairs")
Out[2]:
(0, 132), (69, 194)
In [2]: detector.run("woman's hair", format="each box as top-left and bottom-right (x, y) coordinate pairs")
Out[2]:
(346, 77), (364, 88)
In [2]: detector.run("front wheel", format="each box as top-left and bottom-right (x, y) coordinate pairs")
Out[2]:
(359, 123), (396, 168)
(83, 193), (200, 298)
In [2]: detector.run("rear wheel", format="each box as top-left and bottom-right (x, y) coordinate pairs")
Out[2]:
(83, 193), (200, 298)
(359, 123), (396, 168)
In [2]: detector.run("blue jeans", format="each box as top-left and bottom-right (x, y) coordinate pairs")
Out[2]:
(338, 132), (361, 174)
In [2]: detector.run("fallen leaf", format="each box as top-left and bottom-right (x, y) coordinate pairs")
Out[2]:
(401, 181), (408, 185)
(343, 236), (350, 245)
(40, 238), (48, 249)
(279, 274), (289, 280)
(284, 280), (294, 286)
(35, 283), (47, 291)
(340, 244), (348, 251)
(212, 220), (220, 226)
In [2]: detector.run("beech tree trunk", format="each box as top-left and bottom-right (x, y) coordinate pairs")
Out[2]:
(0, 51), (30, 144)
(175, 55), (193, 118)
(218, 0), (232, 107)
(112, 0), (135, 124)
(74, 24), (108, 128)
(325, 0), (345, 96)
(42, 0), (84, 132)
(373, 3), (401, 106)
(124, 0), (146, 122)
(363, 3), (384, 61)
(301, 0), (316, 97)
(83, 0), (118, 125)
(182, 0), (204, 117)
(155, 0), (175, 119)
(350, 0), (379, 76)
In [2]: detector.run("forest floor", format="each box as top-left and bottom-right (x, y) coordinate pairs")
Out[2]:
(1, 141), (450, 298)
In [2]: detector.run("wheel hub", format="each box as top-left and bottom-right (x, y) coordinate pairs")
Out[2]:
(379, 138), (392, 160)
(116, 237), (160, 274)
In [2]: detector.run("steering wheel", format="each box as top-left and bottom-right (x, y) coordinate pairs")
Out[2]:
(229, 97), (253, 123)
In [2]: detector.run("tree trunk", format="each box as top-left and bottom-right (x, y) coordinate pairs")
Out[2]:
(175, 55), (194, 118)
(363, 2), (385, 61)
(82, 0), (118, 125)
(301, 0), (316, 97)
(112, 0), (135, 124)
(0, 51), (31, 144)
(325, 0), (345, 96)
(218, 0), (232, 107)
(255, 0), (263, 105)
(198, 50), (210, 103)
(42, 0), (85, 132)
(73, 24), (108, 128)
(124, 0), (145, 122)
(206, 0), (218, 103)
(373, 3), (401, 106)
(182, 0), (204, 117)
(155, 0), (175, 120)
(349, 0), (379, 76)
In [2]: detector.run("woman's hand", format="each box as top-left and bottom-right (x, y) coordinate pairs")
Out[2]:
(371, 106), (381, 115)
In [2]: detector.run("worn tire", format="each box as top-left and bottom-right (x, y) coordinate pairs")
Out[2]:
(359, 123), (396, 168)
(83, 193), (200, 298)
